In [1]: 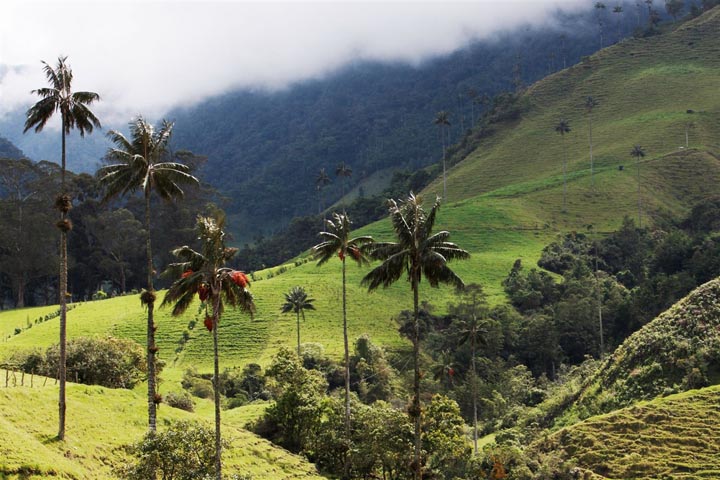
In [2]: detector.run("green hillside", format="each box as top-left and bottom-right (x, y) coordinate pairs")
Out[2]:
(0, 377), (323, 479)
(534, 385), (720, 479)
(564, 277), (720, 423)
(425, 7), (720, 232)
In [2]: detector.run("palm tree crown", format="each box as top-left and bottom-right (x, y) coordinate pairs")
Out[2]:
(24, 56), (101, 138)
(99, 117), (197, 201)
(313, 212), (373, 267)
(281, 286), (316, 356)
(162, 215), (254, 318)
(362, 193), (469, 291)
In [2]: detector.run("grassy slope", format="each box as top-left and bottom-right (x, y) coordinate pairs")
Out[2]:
(557, 277), (720, 426)
(536, 385), (720, 479)
(0, 377), (322, 480)
(425, 7), (720, 232)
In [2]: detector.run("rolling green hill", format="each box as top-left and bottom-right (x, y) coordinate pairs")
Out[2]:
(534, 384), (720, 479)
(426, 6), (720, 232)
(563, 276), (720, 424)
(0, 378), (323, 479)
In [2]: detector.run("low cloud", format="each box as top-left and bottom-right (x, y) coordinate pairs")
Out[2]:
(0, 0), (590, 125)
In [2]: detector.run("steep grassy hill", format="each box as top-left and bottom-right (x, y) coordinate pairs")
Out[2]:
(0, 377), (323, 479)
(427, 7), (720, 232)
(534, 385), (720, 479)
(564, 277), (720, 423)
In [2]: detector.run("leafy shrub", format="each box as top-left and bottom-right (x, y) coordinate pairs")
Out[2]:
(118, 420), (219, 480)
(92, 290), (108, 300)
(164, 391), (194, 412)
(11, 336), (147, 389)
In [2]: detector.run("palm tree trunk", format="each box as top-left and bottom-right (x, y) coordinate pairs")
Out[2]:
(297, 310), (301, 357)
(342, 256), (351, 480)
(145, 192), (157, 433)
(442, 131), (447, 201)
(212, 292), (223, 480)
(595, 250), (604, 358)
(637, 159), (642, 228)
(562, 136), (568, 212)
(471, 335), (478, 455)
(412, 278), (421, 480)
(58, 126), (67, 441)
(588, 116), (594, 190)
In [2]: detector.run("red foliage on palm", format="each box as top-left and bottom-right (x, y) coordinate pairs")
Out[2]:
(230, 271), (248, 288)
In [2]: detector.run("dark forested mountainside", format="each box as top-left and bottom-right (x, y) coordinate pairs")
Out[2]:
(0, 135), (25, 160)
(170, 14), (611, 241)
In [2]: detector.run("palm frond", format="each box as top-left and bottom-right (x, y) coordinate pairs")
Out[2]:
(24, 97), (57, 133)
(362, 250), (407, 290)
(69, 102), (101, 136)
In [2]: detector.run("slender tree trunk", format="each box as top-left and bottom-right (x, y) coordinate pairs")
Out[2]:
(15, 275), (25, 309)
(562, 135), (568, 212)
(471, 334), (478, 455)
(120, 264), (126, 294)
(145, 191), (157, 433)
(637, 158), (642, 228)
(342, 256), (351, 480)
(588, 115), (595, 190)
(442, 129), (447, 202)
(212, 291), (223, 480)
(58, 126), (67, 440)
(412, 278), (422, 480)
(595, 249), (604, 358)
(296, 310), (301, 357)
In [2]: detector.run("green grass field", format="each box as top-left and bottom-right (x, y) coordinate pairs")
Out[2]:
(0, 375), (322, 480)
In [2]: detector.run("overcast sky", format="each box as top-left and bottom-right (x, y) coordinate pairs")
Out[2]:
(0, 0), (589, 125)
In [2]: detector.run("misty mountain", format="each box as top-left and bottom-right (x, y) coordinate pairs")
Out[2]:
(0, 134), (24, 160)
(0, 108), (110, 170)
(168, 11), (616, 240)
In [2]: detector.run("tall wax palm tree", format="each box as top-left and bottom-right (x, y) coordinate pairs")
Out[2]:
(467, 88), (478, 127)
(451, 284), (487, 455)
(23, 55), (101, 440)
(630, 145), (646, 227)
(315, 168), (331, 215)
(430, 350), (457, 389)
(595, 2), (607, 48)
(613, 5), (624, 41)
(433, 111), (451, 201)
(162, 214), (254, 480)
(584, 97), (599, 190)
(281, 286), (316, 356)
(335, 161), (353, 201)
(97, 116), (198, 433)
(362, 193), (469, 480)
(555, 119), (572, 212)
(312, 212), (373, 479)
